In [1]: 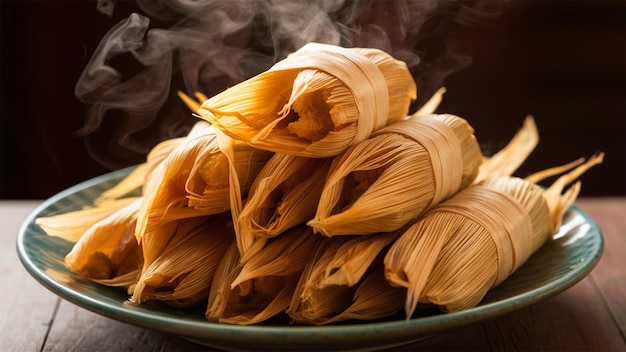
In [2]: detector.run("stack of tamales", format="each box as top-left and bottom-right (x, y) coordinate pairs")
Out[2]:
(35, 42), (602, 325)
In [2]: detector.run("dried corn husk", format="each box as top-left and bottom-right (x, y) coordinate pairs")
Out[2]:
(208, 226), (319, 325)
(195, 42), (417, 158)
(384, 153), (603, 317)
(178, 91), (209, 115)
(94, 165), (148, 205)
(288, 256), (404, 325)
(64, 198), (143, 289)
(130, 213), (234, 307)
(302, 231), (398, 291)
(410, 87), (446, 117)
(134, 126), (271, 246)
(206, 241), (242, 321)
(523, 157), (585, 185)
(237, 153), (332, 262)
(36, 197), (140, 242)
(308, 113), (483, 236)
(134, 131), (218, 240)
(286, 237), (353, 324)
(476, 115), (539, 182)
(321, 263), (404, 324)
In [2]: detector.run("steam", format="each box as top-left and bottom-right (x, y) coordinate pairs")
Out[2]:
(78, 0), (503, 169)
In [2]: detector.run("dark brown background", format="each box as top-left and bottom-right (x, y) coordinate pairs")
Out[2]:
(1, 0), (624, 199)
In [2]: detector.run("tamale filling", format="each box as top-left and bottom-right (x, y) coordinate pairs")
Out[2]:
(287, 89), (334, 142)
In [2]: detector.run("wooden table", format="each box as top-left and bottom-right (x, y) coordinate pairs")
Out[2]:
(2, 198), (625, 351)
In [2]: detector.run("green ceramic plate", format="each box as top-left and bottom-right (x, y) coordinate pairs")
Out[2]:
(16, 166), (603, 351)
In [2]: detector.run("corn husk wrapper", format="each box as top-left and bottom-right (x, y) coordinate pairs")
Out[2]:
(302, 231), (399, 291)
(384, 153), (604, 317)
(288, 255), (404, 325)
(207, 226), (319, 325)
(130, 213), (234, 307)
(308, 114), (483, 236)
(538, 153), (604, 232)
(64, 198), (143, 289)
(322, 263), (404, 324)
(134, 127), (272, 262)
(195, 42), (417, 158)
(286, 237), (354, 324)
(237, 153), (332, 262)
(134, 132), (218, 266)
(206, 241), (242, 321)
(35, 196), (139, 242)
(134, 128), (216, 236)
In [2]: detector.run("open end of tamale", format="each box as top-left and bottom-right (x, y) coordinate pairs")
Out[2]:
(338, 168), (385, 213)
(280, 68), (359, 142)
(64, 199), (144, 287)
(250, 158), (323, 229)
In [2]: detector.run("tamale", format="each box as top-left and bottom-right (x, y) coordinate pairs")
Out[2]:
(297, 116), (536, 293)
(208, 226), (319, 325)
(130, 213), (234, 307)
(302, 231), (398, 290)
(194, 42), (417, 158)
(134, 125), (271, 246)
(237, 153), (332, 261)
(384, 153), (603, 317)
(288, 255), (404, 325)
(134, 131), (219, 240)
(286, 236), (354, 324)
(318, 263), (404, 325)
(64, 198), (143, 289)
(308, 113), (483, 236)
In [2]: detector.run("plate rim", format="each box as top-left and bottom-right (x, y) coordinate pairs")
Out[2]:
(15, 166), (604, 346)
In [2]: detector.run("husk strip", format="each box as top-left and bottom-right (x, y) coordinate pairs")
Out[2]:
(476, 115), (539, 182)
(36, 196), (139, 242)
